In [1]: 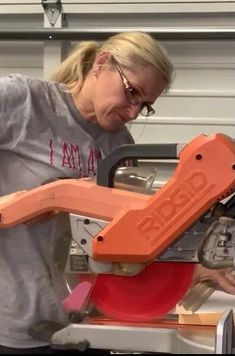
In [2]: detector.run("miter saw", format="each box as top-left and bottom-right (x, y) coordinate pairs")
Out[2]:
(1, 132), (235, 354)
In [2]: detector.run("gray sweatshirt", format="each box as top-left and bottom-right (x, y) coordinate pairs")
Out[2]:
(0, 74), (134, 348)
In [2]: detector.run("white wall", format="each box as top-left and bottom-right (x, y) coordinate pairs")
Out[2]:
(128, 39), (235, 144)
(0, 0), (235, 145)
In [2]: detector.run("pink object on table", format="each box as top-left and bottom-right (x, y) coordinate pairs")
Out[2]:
(63, 281), (93, 312)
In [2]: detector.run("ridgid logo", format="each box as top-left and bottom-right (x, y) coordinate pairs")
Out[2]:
(136, 170), (215, 245)
(49, 139), (102, 176)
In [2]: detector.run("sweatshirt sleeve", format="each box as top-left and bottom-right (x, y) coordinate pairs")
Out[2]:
(0, 74), (31, 147)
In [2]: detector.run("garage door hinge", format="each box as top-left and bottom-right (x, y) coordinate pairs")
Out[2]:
(41, 0), (62, 27)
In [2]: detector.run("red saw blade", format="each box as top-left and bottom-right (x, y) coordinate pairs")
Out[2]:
(90, 262), (195, 322)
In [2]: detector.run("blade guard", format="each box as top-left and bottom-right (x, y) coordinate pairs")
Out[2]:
(92, 133), (235, 262)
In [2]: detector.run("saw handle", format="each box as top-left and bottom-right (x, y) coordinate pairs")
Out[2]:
(96, 143), (177, 187)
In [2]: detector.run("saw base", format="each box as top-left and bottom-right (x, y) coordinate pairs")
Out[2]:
(50, 316), (216, 354)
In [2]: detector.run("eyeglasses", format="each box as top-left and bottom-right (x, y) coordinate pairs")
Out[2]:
(115, 62), (155, 117)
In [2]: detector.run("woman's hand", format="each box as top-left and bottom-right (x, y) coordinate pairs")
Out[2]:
(193, 264), (235, 295)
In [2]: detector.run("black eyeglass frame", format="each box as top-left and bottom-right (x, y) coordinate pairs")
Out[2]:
(115, 62), (155, 117)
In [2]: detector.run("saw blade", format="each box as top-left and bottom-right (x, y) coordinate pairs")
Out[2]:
(90, 262), (195, 322)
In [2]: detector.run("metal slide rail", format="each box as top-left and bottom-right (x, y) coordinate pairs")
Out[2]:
(0, 27), (235, 41)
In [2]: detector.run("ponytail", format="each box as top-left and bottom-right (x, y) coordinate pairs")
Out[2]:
(50, 41), (100, 91)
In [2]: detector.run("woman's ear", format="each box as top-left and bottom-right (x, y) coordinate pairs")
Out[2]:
(92, 51), (111, 75)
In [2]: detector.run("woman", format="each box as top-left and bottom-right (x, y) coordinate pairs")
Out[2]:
(0, 30), (234, 354)
(0, 31), (172, 353)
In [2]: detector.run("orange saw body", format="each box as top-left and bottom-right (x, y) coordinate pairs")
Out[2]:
(0, 133), (235, 323)
(0, 133), (235, 262)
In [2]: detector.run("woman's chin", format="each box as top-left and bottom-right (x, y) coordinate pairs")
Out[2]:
(98, 116), (124, 132)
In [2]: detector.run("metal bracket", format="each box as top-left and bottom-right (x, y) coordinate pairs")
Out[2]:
(215, 309), (235, 354)
(41, 0), (62, 27)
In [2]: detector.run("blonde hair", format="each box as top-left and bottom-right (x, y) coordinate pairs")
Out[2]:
(50, 31), (173, 92)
